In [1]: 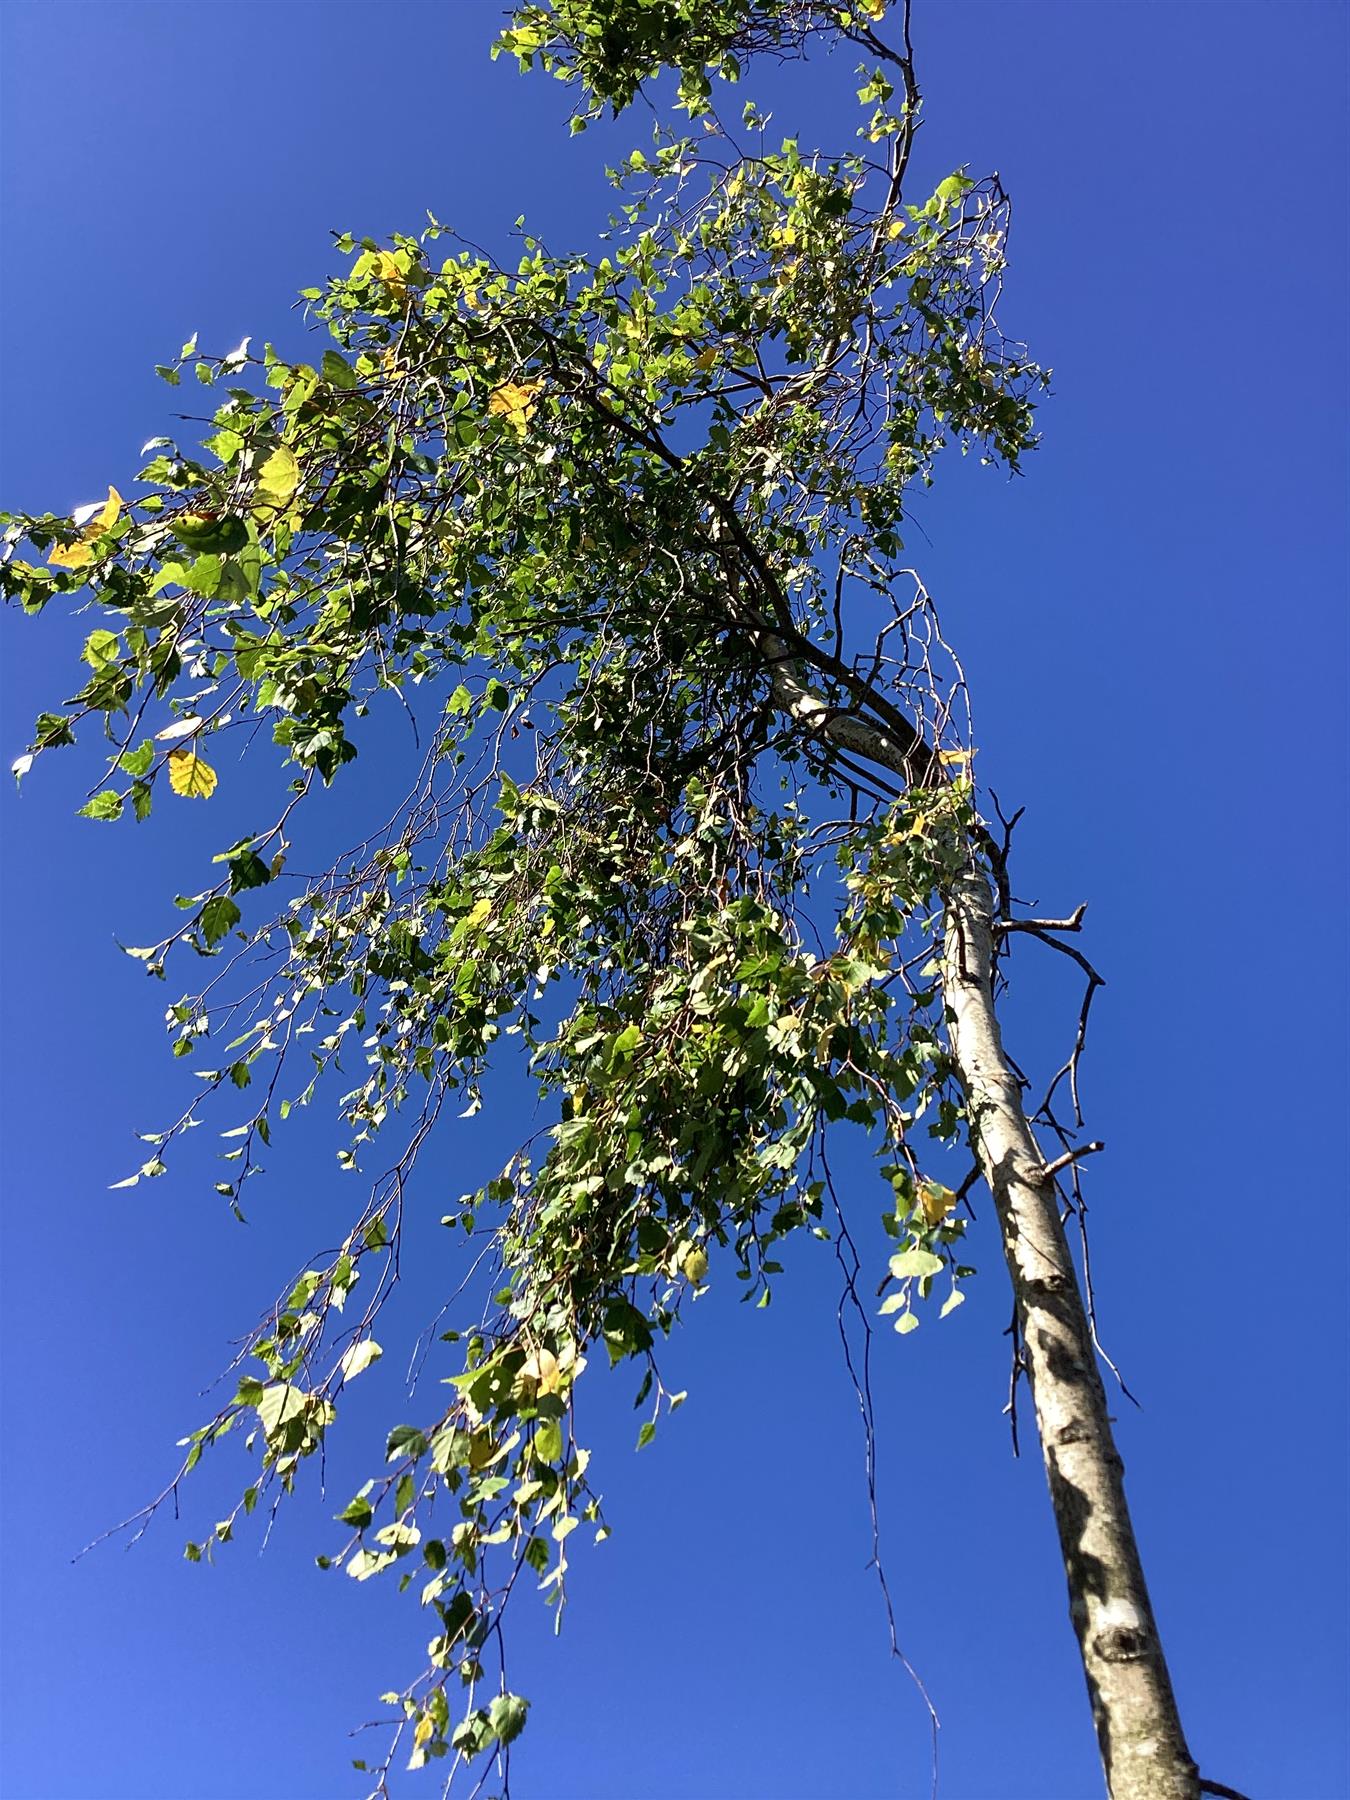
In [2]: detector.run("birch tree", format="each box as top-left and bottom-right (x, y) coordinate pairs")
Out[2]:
(1, 4), (1244, 1797)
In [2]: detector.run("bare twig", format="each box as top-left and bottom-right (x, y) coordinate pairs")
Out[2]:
(996, 903), (1088, 934)
(1042, 1141), (1105, 1181)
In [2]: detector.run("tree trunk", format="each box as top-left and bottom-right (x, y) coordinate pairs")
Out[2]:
(763, 646), (1198, 1796)
(942, 859), (1198, 1800)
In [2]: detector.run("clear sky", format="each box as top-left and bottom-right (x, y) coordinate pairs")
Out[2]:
(1, 4), (1346, 1799)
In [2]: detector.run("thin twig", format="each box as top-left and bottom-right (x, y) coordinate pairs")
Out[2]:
(996, 903), (1087, 934)
(821, 1145), (941, 1800)
(1042, 1141), (1105, 1180)
(1001, 1302), (1023, 1459)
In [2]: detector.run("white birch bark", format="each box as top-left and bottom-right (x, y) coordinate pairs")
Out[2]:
(943, 860), (1198, 1800)
(766, 648), (1199, 1799)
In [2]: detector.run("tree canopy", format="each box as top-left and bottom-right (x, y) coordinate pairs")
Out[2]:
(3, 4), (1319, 1798)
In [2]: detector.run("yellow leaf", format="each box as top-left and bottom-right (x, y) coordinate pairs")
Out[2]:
(254, 445), (301, 512)
(680, 1247), (709, 1285)
(372, 250), (407, 294)
(520, 1347), (563, 1396)
(167, 749), (218, 799)
(487, 380), (542, 434)
(919, 1179), (957, 1226)
(354, 247), (409, 294)
(692, 346), (718, 371)
(49, 485), (122, 569)
(413, 1715), (434, 1749)
(89, 488), (122, 532)
(937, 747), (974, 770)
(465, 897), (492, 929)
(48, 539), (94, 571)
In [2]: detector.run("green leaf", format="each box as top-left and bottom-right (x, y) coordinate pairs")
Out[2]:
(182, 555), (224, 597)
(339, 1337), (383, 1381)
(199, 894), (242, 946)
(385, 1425), (428, 1464)
(888, 1249), (944, 1280)
(487, 1694), (529, 1747)
(533, 1419), (563, 1464)
(338, 1491), (375, 1529)
(321, 349), (359, 390)
(81, 628), (120, 669)
(225, 849), (271, 893)
(256, 1383), (307, 1438)
(636, 1420), (656, 1450)
(347, 1547), (398, 1582)
(119, 740), (155, 778)
(373, 1520), (420, 1552)
(78, 790), (123, 822)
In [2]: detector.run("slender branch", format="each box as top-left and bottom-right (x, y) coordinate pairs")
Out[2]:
(1042, 1141), (1105, 1180)
(997, 903), (1088, 934)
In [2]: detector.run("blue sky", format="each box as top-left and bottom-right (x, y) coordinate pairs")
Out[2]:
(1, 4), (1346, 1799)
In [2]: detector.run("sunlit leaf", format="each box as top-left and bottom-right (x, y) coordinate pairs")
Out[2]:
(49, 485), (122, 568)
(155, 717), (204, 743)
(919, 1179), (957, 1225)
(256, 1382), (306, 1438)
(340, 1338), (384, 1381)
(373, 250), (407, 293)
(487, 380), (543, 433)
(353, 247), (409, 295)
(254, 445), (301, 512)
(888, 1248), (944, 1280)
(167, 749), (218, 799)
(680, 1246), (708, 1284)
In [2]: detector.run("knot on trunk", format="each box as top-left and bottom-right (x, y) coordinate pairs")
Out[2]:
(1093, 1622), (1152, 1663)
(1013, 1156), (1051, 1187)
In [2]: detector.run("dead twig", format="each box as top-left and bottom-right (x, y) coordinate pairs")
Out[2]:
(1042, 1141), (1105, 1181)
